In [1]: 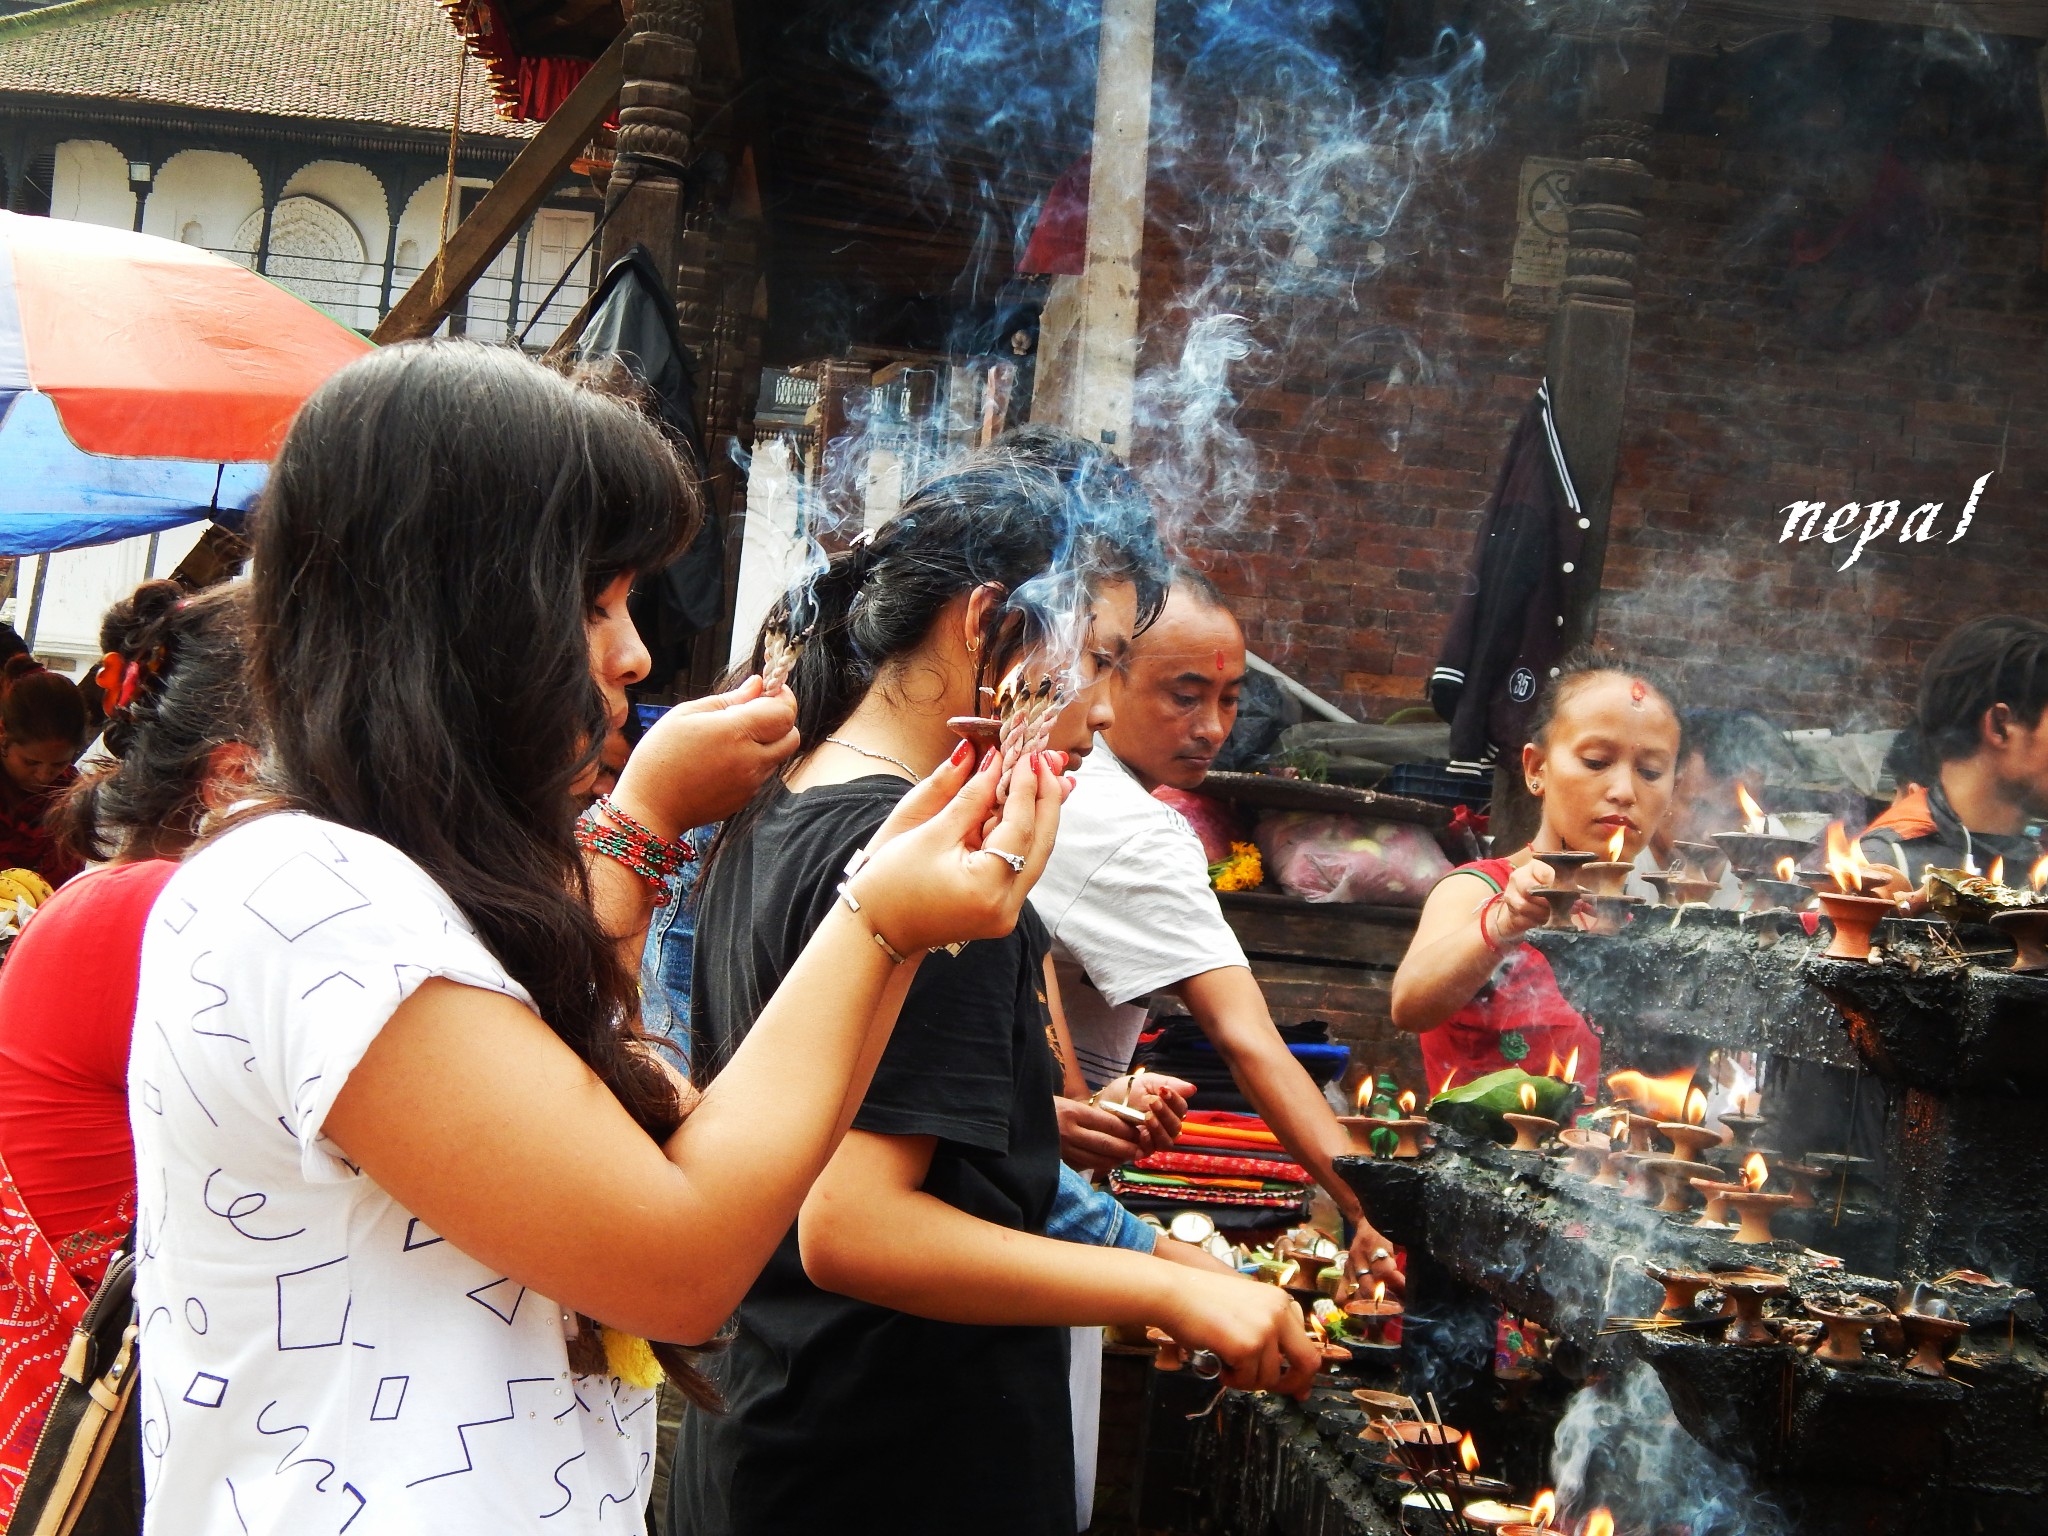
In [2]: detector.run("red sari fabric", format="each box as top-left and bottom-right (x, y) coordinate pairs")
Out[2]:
(1419, 858), (1602, 1097)
(0, 771), (79, 889)
(0, 859), (171, 1519)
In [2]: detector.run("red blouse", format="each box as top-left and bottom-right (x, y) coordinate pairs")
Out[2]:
(1419, 857), (1602, 1098)
(0, 858), (175, 1239)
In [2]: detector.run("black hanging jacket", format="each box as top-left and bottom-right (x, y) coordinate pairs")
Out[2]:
(1429, 380), (1586, 779)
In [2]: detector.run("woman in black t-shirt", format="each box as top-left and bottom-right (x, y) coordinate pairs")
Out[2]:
(672, 432), (1319, 1536)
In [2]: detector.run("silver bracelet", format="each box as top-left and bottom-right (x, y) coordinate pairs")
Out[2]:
(836, 879), (911, 964)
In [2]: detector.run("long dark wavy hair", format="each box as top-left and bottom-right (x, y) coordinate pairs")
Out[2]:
(699, 426), (1170, 1018)
(55, 579), (253, 863)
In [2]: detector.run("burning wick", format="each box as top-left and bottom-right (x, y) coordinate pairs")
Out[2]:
(1605, 825), (1626, 862)
(1685, 1086), (1708, 1127)
(2033, 854), (2048, 894)
(1990, 855), (2006, 888)
(1398, 1090), (1416, 1116)
(1824, 819), (1875, 895)
(1563, 1047), (1580, 1086)
(1743, 1152), (1769, 1190)
(1356, 1079), (1373, 1115)
(1458, 1433), (1480, 1474)
(1613, 1110), (1631, 1148)
(1530, 1490), (1557, 1527)
(1775, 856), (1796, 882)
(1737, 783), (1767, 835)
(1439, 1067), (1457, 1097)
(1372, 1279), (1386, 1304)
(1586, 1511), (1615, 1536)
(1519, 1082), (1538, 1112)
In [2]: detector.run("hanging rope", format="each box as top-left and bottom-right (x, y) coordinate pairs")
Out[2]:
(431, 0), (478, 312)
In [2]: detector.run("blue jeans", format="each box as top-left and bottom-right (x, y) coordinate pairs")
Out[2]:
(638, 825), (714, 1063)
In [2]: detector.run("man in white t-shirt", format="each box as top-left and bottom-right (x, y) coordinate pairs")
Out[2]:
(1029, 571), (1403, 1290)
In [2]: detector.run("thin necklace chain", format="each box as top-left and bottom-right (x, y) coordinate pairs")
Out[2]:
(824, 736), (918, 778)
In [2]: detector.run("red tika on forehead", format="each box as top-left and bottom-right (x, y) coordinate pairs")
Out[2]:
(1216, 649), (1226, 670)
(1630, 678), (1648, 706)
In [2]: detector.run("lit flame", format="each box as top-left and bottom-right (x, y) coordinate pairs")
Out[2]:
(1531, 1490), (1557, 1526)
(1605, 825), (1626, 861)
(1737, 783), (1766, 833)
(1519, 1082), (1538, 1112)
(1990, 855), (2006, 888)
(1458, 1433), (1480, 1473)
(1825, 819), (1872, 895)
(1546, 1052), (1562, 1077)
(1440, 1067), (1457, 1096)
(1398, 1090), (1416, 1116)
(1586, 1511), (1615, 1536)
(1563, 1047), (1580, 1086)
(1606, 1067), (1694, 1120)
(2034, 854), (2048, 893)
(1356, 1078), (1372, 1114)
(1776, 856), (1796, 882)
(1743, 1152), (1769, 1190)
(1372, 1279), (1386, 1305)
(1685, 1086), (1707, 1126)
(995, 663), (1023, 712)
(1613, 1110), (1631, 1147)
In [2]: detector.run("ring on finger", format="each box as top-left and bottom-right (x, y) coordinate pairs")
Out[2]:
(978, 847), (1027, 874)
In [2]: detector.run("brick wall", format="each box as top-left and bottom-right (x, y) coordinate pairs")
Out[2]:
(1141, 56), (2048, 736)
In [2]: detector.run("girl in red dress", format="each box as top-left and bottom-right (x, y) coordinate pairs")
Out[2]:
(0, 658), (88, 888)
(1391, 654), (1682, 1099)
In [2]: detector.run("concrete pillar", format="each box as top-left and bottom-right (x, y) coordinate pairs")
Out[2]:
(1063, 0), (1156, 453)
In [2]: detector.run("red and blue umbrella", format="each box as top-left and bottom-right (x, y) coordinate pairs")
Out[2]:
(0, 211), (372, 555)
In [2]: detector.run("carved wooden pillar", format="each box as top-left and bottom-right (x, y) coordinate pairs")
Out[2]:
(1491, 48), (1661, 848)
(599, 0), (701, 284)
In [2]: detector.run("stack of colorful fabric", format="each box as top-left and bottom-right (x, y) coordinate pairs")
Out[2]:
(1108, 1110), (1314, 1225)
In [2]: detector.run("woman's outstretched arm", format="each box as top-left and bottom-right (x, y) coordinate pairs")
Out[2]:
(323, 751), (1063, 1343)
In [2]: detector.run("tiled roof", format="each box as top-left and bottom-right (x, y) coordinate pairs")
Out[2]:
(0, 0), (536, 138)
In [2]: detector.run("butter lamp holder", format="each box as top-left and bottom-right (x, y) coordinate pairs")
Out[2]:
(1689, 1177), (1743, 1226)
(1816, 889), (1893, 960)
(1656, 1122), (1720, 1162)
(1643, 1263), (1718, 1318)
(1672, 839), (1729, 881)
(1642, 1157), (1720, 1213)
(1722, 1188), (1797, 1244)
(1532, 850), (1598, 891)
(1558, 1127), (1612, 1182)
(1898, 1310), (1970, 1378)
(1722, 1273), (1790, 1346)
(1990, 908), (2048, 973)
(1501, 1112), (1559, 1153)
(1806, 1296), (1891, 1368)
(1530, 888), (1581, 930)
(1719, 1113), (1767, 1150)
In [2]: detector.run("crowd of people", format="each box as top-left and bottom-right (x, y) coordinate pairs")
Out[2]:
(0, 341), (2040, 1535)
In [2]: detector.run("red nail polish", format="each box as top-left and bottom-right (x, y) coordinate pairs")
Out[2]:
(1030, 751), (1043, 772)
(951, 739), (971, 766)
(980, 749), (997, 772)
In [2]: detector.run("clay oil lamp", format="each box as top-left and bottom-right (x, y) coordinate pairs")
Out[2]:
(1533, 849), (1599, 892)
(1897, 1289), (1970, 1378)
(1689, 1176), (1743, 1227)
(1722, 1153), (1796, 1244)
(1641, 1156), (1719, 1213)
(1558, 1127), (1612, 1182)
(1342, 1085), (1430, 1158)
(1672, 839), (1729, 882)
(1991, 905), (2048, 974)
(1815, 820), (1893, 961)
(1776, 1161), (1827, 1209)
(1531, 886), (1583, 929)
(1722, 1270), (1790, 1345)
(945, 714), (1004, 756)
(1502, 1082), (1559, 1152)
(1643, 1263), (1719, 1318)
(1669, 875), (1722, 906)
(1579, 827), (1635, 900)
(1656, 1085), (1720, 1163)
(1713, 788), (1815, 882)
(1382, 1420), (1465, 1475)
(1718, 1092), (1767, 1151)
(1750, 858), (1813, 914)
(1345, 1279), (1405, 1343)
(1804, 1291), (1891, 1368)
(1586, 893), (1642, 935)
(1496, 1489), (1564, 1536)
(1642, 870), (1674, 906)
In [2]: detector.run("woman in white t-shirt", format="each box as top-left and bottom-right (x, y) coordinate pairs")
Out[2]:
(127, 343), (1063, 1535)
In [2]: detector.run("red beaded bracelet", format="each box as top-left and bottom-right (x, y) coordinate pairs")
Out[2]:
(576, 795), (694, 901)
(1478, 889), (1508, 956)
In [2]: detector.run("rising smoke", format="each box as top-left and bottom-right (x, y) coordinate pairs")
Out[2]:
(1551, 1359), (1790, 1536)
